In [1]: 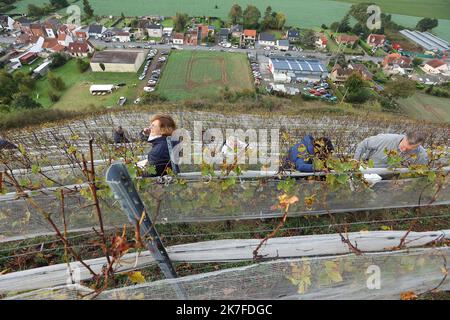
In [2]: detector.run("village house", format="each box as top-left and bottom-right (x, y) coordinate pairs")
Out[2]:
(163, 27), (173, 37)
(14, 16), (31, 33)
(366, 34), (386, 48)
(218, 28), (230, 43)
(329, 64), (354, 82)
(315, 33), (328, 49)
(88, 24), (106, 38)
(421, 59), (448, 74)
(172, 33), (184, 45)
(286, 29), (300, 42)
(348, 62), (373, 80)
(0, 15), (15, 31)
(68, 40), (94, 57)
(382, 53), (412, 75)
(30, 24), (46, 38)
(230, 25), (243, 38)
(335, 34), (359, 47)
(241, 29), (257, 46)
(146, 23), (163, 38)
(185, 27), (199, 46)
(276, 40), (290, 51)
(258, 32), (276, 46)
(43, 38), (65, 53)
(44, 21), (58, 38)
(19, 51), (38, 65)
(114, 31), (131, 43)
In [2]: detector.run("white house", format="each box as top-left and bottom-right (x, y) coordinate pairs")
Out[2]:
(147, 23), (163, 38)
(163, 27), (173, 36)
(0, 15), (15, 31)
(114, 31), (131, 42)
(258, 32), (276, 46)
(276, 40), (289, 51)
(421, 59), (448, 74)
(172, 32), (184, 45)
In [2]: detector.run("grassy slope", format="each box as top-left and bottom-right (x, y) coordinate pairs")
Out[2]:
(157, 50), (253, 101)
(32, 59), (142, 110)
(397, 92), (450, 123)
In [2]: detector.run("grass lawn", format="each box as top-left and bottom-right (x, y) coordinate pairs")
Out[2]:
(31, 59), (142, 110)
(157, 50), (253, 101)
(268, 30), (284, 40)
(162, 18), (174, 28)
(397, 92), (450, 123)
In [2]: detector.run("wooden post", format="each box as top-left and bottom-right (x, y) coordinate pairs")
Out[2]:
(105, 162), (185, 298)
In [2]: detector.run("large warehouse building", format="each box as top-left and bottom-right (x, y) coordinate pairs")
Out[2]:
(90, 49), (146, 72)
(268, 57), (328, 81)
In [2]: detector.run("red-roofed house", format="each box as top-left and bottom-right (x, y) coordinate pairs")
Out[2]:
(19, 52), (38, 65)
(43, 38), (59, 50)
(421, 59), (448, 74)
(197, 24), (209, 43)
(366, 34), (386, 48)
(30, 24), (46, 37)
(335, 34), (359, 46)
(57, 33), (73, 46)
(315, 33), (328, 49)
(382, 53), (412, 74)
(68, 40), (94, 57)
(75, 31), (88, 40)
(241, 29), (257, 46)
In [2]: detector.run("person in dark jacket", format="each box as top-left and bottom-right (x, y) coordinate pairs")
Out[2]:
(139, 114), (179, 177)
(284, 135), (334, 172)
(0, 139), (17, 150)
(113, 126), (129, 144)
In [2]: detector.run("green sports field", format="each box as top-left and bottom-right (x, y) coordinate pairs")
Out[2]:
(157, 50), (254, 101)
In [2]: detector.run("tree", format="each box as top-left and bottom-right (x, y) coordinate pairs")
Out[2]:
(243, 5), (261, 29)
(83, 0), (94, 18)
(11, 92), (42, 110)
(274, 12), (286, 30)
(48, 90), (60, 102)
(412, 57), (423, 67)
(321, 24), (328, 29)
(301, 29), (317, 48)
(99, 63), (105, 71)
(50, 0), (68, 9)
(344, 73), (372, 104)
(47, 72), (66, 91)
(384, 78), (416, 99)
(76, 58), (90, 73)
(416, 18), (438, 32)
(173, 12), (189, 33)
(50, 53), (68, 69)
(228, 3), (243, 24)
(349, 3), (369, 24)
(338, 14), (351, 33)
(27, 4), (44, 17)
(261, 6), (273, 30)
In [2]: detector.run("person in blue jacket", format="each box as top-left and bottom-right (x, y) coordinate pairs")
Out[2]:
(285, 135), (334, 172)
(139, 114), (180, 177)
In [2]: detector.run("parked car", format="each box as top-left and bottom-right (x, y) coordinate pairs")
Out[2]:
(134, 97), (141, 104)
(264, 46), (271, 51)
(143, 86), (155, 92)
(139, 75), (146, 80)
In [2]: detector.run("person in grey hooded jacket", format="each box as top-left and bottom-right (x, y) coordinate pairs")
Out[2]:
(354, 131), (428, 167)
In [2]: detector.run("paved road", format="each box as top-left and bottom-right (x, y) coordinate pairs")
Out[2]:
(89, 39), (385, 64)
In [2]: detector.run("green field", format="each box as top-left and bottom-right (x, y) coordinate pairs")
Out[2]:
(31, 59), (142, 110)
(334, 0), (450, 20)
(8, 0), (450, 41)
(397, 92), (450, 123)
(157, 50), (253, 101)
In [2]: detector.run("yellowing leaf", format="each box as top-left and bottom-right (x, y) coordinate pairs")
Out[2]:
(286, 261), (311, 294)
(324, 261), (343, 283)
(380, 225), (391, 231)
(400, 291), (417, 300)
(128, 271), (145, 284)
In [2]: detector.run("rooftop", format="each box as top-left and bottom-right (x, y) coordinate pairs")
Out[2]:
(91, 49), (144, 64)
(270, 57), (327, 73)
